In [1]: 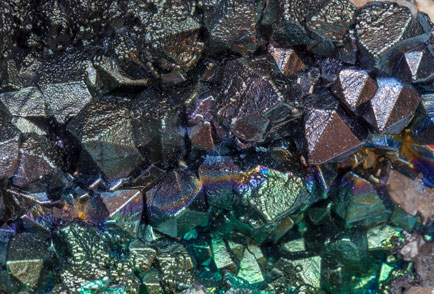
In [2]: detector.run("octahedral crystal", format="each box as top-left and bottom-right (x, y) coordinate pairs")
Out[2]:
(398, 48), (434, 83)
(217, 56), (298, 146)
(100, 189), (143, 237)
(12, 134), (63, 193)
(146, 170), (207, 238)
(0, 0), (433, 293)
(268, 43), (305, 76)
(67, 97), (143, 179)
(331, 172), (389, 229)
(0, 87), (48, 118)
(360, 78), (421, 134)
(189, 121), (215, 151)
(36, 51), (95, 123)
(205, 0), (262, 54)
(332, 67), (377, 111)
(356, 2), (428, 73)
(6, 233), (49, 288)
(306, 0), (357, 45)
(304, 91), (366, 164)
(230, 164), (314, 244)
(131, 88), (184, 165)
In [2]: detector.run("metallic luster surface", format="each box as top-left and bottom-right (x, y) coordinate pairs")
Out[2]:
(0, 0), (432, 293)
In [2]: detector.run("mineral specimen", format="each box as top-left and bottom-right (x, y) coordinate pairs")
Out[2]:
(306, 0), (357, 44)
(332, 67), (377, 111)
(0, 118), (20, 179)
(398, 48), (434, 83)
(304, 91), (367, 164)
(217, 56), (299, 146)
(12, 134), (63, 193)
(6, 233), (49, 289)
(146, 170), (207, 238)
(356, 1), (429, 73)
(331, 172), (390, 229)
(0, 87), (48, 118)
(156, 244), (195, 292)
(361, 78), (421, 134)
(67, 97), (143, 179)
(268, 42), (305, 76)
(0, 0), (432, 293)
(131, 88), (184, 165)
(205, 0), (262, 54)
(386, 169), (434, 224)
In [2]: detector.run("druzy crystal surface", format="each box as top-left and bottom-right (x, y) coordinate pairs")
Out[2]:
(0, 0), (433, 293)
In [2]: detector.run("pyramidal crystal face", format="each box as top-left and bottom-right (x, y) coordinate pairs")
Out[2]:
(0, 0), (433, 293)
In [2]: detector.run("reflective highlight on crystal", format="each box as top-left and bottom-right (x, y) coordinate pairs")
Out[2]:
(0, 0), (433, 293)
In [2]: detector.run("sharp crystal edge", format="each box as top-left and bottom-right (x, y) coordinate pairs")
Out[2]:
(0, 0), (433, 293)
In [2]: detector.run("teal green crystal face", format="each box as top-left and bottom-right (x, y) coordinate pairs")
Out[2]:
(283, 239), (306, 253)
(332, 172), (390, 229)
(227, 165), (316, 244)
(238, 245), (265, 285)
(291, 256), (322, 289)
(211, 236), (237, 274)
(1, 0), (434, 293)
(79, 278), (127, 294)
(366, 225), (402, 251)
(238, 167), (306, 223)
(390, 206), (418, 231)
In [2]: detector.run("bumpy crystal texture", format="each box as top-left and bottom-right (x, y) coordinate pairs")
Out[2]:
(304, 91), (367, 164)
(0, 0), (433, 293)
(361, 78), (421, 134)
(67, 98), (144, 179)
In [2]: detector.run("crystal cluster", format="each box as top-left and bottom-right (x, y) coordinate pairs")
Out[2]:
(0, 0), (433, 293)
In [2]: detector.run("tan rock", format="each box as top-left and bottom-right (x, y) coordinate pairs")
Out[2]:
(407, 287), (434, 294)
(386, 170), (434, 224)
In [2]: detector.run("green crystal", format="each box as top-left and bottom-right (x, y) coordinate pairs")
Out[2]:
(240, 168), (306, 223)
(366, 225), (402, 251)
(378, 262), (414, 293)
(322, 231), (374, 274)
(238, 245), (265, 285)
(231, 166), (314, 244)
(142, 268), (163, 294)
(222, 273), (269, 294)
(378, 263), (395, 283)
(390, 206), (418, 232)
(307, 203), (332, 225)
(227, 240), (245, 261)
(211, 236), (237, 274)
(332, 173), (390, 229)
(79, 278), (127, 294)
(321, 263), (381, 294)
(291, 256), (322, 288)
(282, 238), (306, 253)
(187, 237), (213, 266)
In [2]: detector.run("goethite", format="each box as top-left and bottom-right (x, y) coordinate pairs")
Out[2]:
(0, 0), (433, 293)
